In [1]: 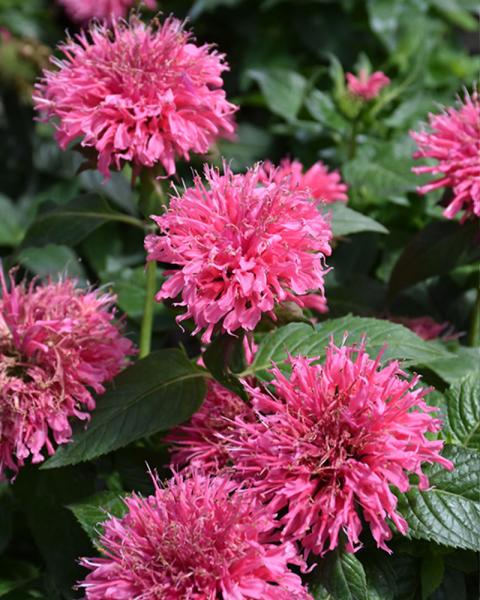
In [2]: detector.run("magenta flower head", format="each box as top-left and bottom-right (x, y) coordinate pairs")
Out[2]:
(390, 316), (459, 342)
(145, 163), (332, 343)
(411, 91), (480, 221)
(167, 380), (255, 473)
(346, 69), (390, 101)
(33, 17), (236, 179)
(79, 471), (312, 599)
(57, 0), (157, 24)
(0, 271), (134, 477)
(259, 158), (348, 204)
(226, 342), (453, 556)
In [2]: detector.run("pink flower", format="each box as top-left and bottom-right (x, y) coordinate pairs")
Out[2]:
(346, 69), (390, 101)
(145, 163), (332, 343)
(259, 158), (348, 204)
(167, 380), (255, 473)
(57, 0), (157, 24)
(391, 316), (459, 342)
(226, 343), (453, 556)
(79, 471), (312, 599)
(411, 91), (480, 221)
(0, 272), (134, 477)
(34, 17), (236, 179)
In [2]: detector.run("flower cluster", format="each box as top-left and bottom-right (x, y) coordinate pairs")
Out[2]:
(170, 343), (453, 556)
(145, 163), (332, 343)
(34, 17), (236, 178)
(259, 158), (348, 204)
(346, 69), (390, 100)
(57, 0), (157, 24)
(0, 273), (134, 477)
(80, 471), (312, 599)
(411, 91), (480, 221)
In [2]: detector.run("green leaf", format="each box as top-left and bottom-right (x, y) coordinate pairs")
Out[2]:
(322, 551), (368, 600)
(17, 245), (86, 281)
(189, 0), (243, 19)
(389, 220), (480, 298)
(246, 317), (450, 380)
(0, 485), (13, 554)
(0, 195), (23, 247)
(425, 347), (480, 385)
(421, 554), (444, 600)
(444, 373), (480, 449)
(43, 350), (207, 468)
(68, 491), (128, 545)
(398, 445), (480, 551)
(305, 90), (348, 132)
(217, 123), (272, 171)
(203, 333), (248, 400)
(247, 68), (307, 121)
(20, 194), (143, 249)
(0, 561), (39, 597)
(328, 203), (388, 237)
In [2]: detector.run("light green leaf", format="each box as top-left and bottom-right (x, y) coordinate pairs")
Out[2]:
(247, 68), (307, 121)
(17, 245), (86, 281)
(328, 203), (388, 236)
(398, 445), (480, 551)
(68, 491), (128, 545)
(43, 350), (207, 468)
(305, 90), (348, 132)
(245, 317), (450, 380)
(0, 195), (23, 247)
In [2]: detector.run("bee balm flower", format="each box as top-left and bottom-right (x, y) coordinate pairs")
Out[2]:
(0, 272), (134, 477)
(79, 472), (312, 599)
(34, 17), (236, 178)
(57, 0), (157, 24)
(226, 343), (453, 556)
(411, 91), (480, 221)
(259, 158), (348, 204)
(346, 69), (390, 101)
(145, 163), (332, 343)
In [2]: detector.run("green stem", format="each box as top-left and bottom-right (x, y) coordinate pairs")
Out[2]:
(468, 269), (480, 347)
(139, 258), (157, 358)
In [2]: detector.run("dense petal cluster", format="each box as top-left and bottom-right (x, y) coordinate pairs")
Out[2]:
(259, 158), (348, 204)
(346, 69), (390, 100)
(0, 273), (134, 477)
(391, 316), (459, 341)
(225, 344), (453, 555)
(79, 472), (312, 599)
(167, 380), (255, 473)
(411, 91), (480, 220)
(145, 163), (332, 343)
(57, 0), (156, 24)
(34, 17), (236, 178)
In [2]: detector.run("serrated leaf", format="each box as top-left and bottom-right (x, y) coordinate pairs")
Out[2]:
(444, 374), (480, 449)
(389, 220), (480, 298)
(43, 350), (207, 468)
(398, 445), (480, 551)
(247, 68), (307, 121)
(425, 347), (480, 385)
(20, 194), (143, 249)
(68, 491), (128, 545)
(323, 551), (368, 600)
(203, 334), (248, 400)
(245, 317), (450, 380)
(328, 203), (388, 237)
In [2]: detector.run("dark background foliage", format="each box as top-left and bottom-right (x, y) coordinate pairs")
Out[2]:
(0, 1), (479, 598)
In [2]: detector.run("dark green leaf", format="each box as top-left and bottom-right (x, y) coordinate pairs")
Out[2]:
(444, 373), (480, 449)
(246, 317), (450, 380)
(328, 203), (388, 236)
(421, 554), (444, 600)
(68, 491), (128, 545)
(0, 195), (23, 247)
(425, 347), (480, 385)
(20, 194), (143, 249)
(0, 561), (39, 597)
(203, 334), (248, 400)
(247, 68), (307, 121)
(389, 220), (480, 298)
(322, 550), (368, 600)
(398, 445), (480, 551)
(217, 123), (272, 171)
(43, 350), (207, 468)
